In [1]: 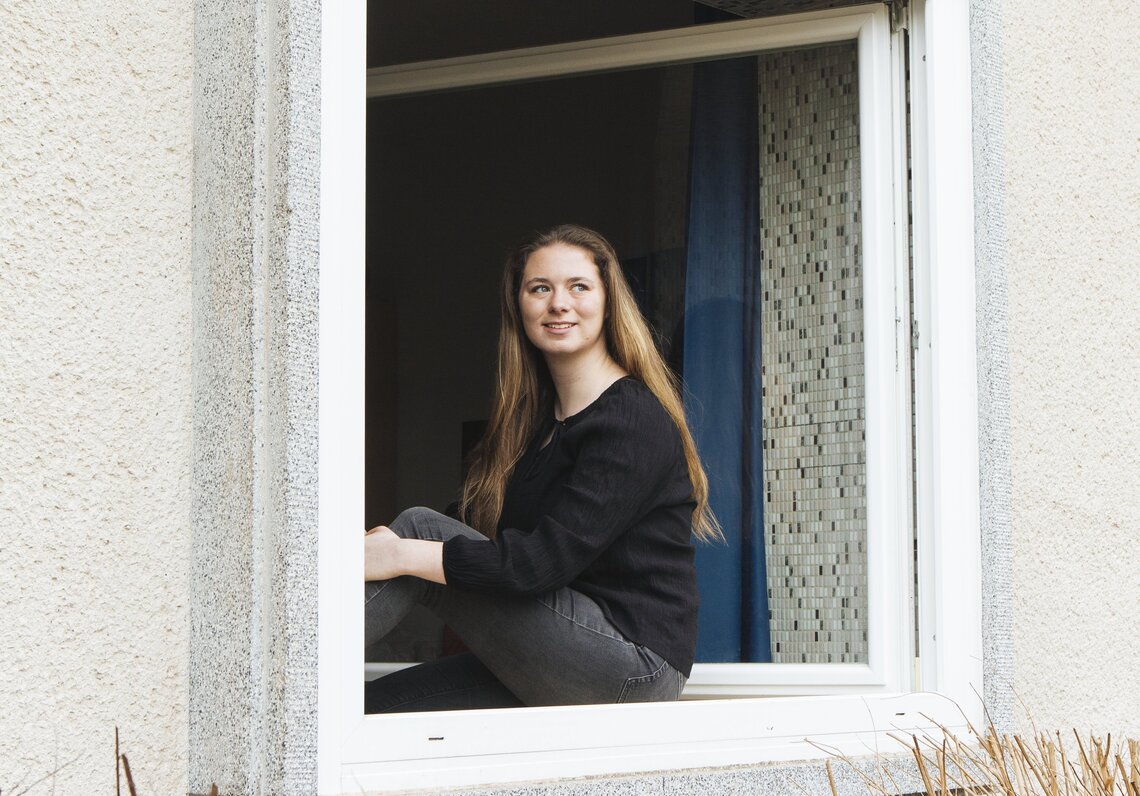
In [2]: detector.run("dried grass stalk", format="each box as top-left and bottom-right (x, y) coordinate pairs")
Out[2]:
(822, 717), (1138, 796)
(119, 753), (138, 796)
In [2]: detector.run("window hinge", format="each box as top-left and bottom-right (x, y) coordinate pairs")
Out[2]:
(911, 318), (920, 352)
(886, 0), (910, 33)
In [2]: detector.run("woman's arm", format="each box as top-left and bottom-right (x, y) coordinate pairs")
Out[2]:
(364, 527), (446, 584)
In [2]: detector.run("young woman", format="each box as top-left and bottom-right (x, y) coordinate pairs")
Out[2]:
(364, 224), (719, 712)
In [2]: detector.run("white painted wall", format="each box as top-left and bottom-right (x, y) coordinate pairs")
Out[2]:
(0, 2), (193, 793)
(1003, 0), (1140, 736)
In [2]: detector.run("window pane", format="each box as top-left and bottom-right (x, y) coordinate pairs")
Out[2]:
(365, 42), (870, 671)
(679, 42), (866, 664)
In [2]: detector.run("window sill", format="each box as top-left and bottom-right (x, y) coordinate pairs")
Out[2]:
(338, 690), (970, 793)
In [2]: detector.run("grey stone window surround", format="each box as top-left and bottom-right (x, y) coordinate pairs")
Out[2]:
(189, 0), (1011, 793)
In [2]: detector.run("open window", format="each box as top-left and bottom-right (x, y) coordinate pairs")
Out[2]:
(318, 1), (983, 792)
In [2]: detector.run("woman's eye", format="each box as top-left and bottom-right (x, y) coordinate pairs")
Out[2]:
(531, 285), (549, 293)
(570, 283), (588, 292)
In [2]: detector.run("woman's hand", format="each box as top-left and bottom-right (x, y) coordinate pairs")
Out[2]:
(364, 526), (406, 581)
(364, 526), (447, 584)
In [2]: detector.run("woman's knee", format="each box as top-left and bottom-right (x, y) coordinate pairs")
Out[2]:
(389, 506), (440, 538)
(391, 507), (487, 543)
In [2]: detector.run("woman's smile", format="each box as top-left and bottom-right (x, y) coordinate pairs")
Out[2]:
(519, 243), (607, 359)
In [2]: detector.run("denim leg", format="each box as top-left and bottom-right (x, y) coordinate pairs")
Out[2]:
(434, 583), (686, 706)
(365, 506), (686, 708)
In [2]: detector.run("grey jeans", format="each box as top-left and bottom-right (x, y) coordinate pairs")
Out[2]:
(364, 506), (686, 713)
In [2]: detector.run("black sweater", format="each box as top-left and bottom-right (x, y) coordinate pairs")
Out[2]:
(442, 377), (700, 677)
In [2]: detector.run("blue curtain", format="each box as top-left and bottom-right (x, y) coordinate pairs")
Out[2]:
(683, 56), (771, 663)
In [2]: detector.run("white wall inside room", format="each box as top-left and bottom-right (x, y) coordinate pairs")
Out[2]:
(0, 1), (194, 793)
(1002, 0), (1140, 736)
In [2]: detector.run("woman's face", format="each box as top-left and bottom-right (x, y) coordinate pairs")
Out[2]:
(518, 243), (608, 362)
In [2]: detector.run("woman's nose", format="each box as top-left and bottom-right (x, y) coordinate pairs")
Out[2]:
(548, 289), (570, 311)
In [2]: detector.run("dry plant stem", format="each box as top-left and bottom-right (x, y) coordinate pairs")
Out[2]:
(822, 706), (1138, 796)
(120, 754), (138, 796)
(1118, 747), (1140, 796)
(994, 730), (1017, 792)
(1075, 733), (1098, 793)
(879, 753), (905, 795)
(913, 735), (937, 795)
(1011, 735), (1047, 794)
(1060, 733), (1074, 796)
(1131, 740), (1140, 792)
(810, 739), (903, 795)
(938, 742), (949, 794)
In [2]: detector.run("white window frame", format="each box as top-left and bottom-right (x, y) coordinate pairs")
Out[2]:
(317, 1), (981, 792)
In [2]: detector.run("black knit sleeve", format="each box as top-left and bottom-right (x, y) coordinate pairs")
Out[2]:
(441, 387), (678, 594)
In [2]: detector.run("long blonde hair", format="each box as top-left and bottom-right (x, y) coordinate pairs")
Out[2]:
(460, 224), (722, 543)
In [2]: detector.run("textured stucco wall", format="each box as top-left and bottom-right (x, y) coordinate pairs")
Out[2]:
(1002, 0), (1140, 735)
(0, 2), (193, 794)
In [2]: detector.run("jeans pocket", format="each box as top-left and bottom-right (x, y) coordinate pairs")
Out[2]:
(616, 649), (686, 703)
